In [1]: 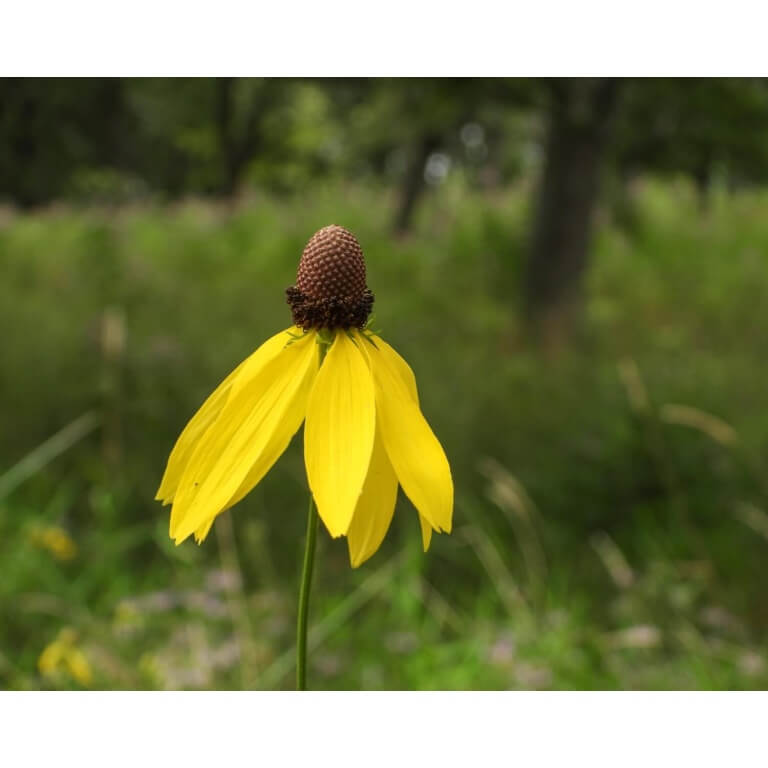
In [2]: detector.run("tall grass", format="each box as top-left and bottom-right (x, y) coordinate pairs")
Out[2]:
(2, 178), (768, 688)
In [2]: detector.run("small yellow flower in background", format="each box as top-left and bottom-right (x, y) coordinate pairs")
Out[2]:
(38, 628), (93, 687)
(30, 525), (78, 561)
(157, 225), (453, 567)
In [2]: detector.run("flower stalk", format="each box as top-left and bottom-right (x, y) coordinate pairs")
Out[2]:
(296, 492), (319, 690)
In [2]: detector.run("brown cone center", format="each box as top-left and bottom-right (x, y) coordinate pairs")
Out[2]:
(296, 225), (367, 301)
(287, 225), (374, 330)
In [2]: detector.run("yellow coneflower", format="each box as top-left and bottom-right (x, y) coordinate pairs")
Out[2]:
(30, 525), (78, 562)
(159, 225), (453, 689)
(157, 225), (453, 567)
(38, 628), (93, 687)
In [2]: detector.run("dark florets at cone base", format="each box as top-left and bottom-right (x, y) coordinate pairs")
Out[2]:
(287, 225), (375, 330)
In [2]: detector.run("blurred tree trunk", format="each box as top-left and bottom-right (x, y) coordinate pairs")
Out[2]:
(524, 79), (622, 346)
(215, 78), (238, 196)
(393, 133), (441, 235)
(215, 78), (265, 197)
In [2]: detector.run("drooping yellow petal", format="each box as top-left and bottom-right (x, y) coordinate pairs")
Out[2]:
(157, 326), (302, 506)
(305, 332), (375, 538)
(227, 326), (306, 399)
(355, 334), (443, 551)
(346, 425), (398, 567)
(419, 514), (433, 552)
(363, 332), (453, 534)
(171, 329), (318, 543)
(156, 361), (245, 505)
(372, 337), (436, 552)
(167, 326), (305, 536)
(194, 517), (215, 544)
(376, 337), (419, 403)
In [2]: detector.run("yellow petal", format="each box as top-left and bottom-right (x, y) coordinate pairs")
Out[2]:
(305, 332), (375, 538)
(167, 326), (304, 536)
(157, 326), (302, 505)
(376, 337), (419, 403)
(371, 337), (435, 551)
(346, 425), (398, 567)
(228, 325), (306, 399)
(419, 514), (433, 552)
(171, 329), (318, 543)
(156, 360), (246, 505)
(194, 517), (215, 544)
(363, 332), (453, 534)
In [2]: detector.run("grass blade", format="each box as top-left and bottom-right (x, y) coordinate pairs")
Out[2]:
(0, 412), (100, 500)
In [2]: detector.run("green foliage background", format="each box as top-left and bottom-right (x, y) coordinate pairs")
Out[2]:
(3, 176), (768, 689)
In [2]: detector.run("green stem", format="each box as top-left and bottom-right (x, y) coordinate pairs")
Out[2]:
(296, 493), (318, 690)
(296, 338), (329, 691)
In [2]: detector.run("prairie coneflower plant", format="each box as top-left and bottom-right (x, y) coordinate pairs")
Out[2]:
(156, 225), (453, 689)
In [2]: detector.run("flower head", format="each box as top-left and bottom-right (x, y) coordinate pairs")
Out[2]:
(30, 525), (78, 561)
(38, 628), (93, 687)
(157, 225), (453, 567)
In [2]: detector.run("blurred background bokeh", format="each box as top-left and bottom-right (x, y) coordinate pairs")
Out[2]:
(3, 77), (768, 690)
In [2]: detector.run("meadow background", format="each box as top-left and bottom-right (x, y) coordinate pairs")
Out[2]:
(3, 77), (768, 690)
